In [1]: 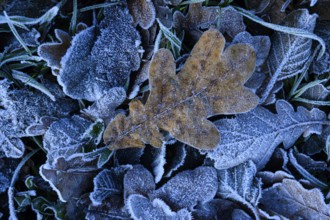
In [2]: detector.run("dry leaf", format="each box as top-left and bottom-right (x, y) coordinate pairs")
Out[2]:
(103, 29), (258, 150)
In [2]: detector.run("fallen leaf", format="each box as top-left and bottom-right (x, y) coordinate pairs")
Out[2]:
(38, 29), (71, 71)
(127, 195), (192, 220)
(259, 9), (317, 103)
(150, 166), (218, 210)
(59, 5), (141, 101)
(312, 21), (330, 75)
(260, 179), (330, 219)
(217, 161), (262, 220)
(207, 100), (326, 170)
(128, 0), (156, 29)
(104, 29), (259, 150)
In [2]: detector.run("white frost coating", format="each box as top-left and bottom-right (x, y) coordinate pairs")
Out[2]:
(217, 161), (262, 220)
(59, 5), (141, 101)
(207, 100), (326, 170)
(150, 166), (218, 210)
(90, 165), (132, 206)
(39, 163), (67, 202)
(127, 194), (192, 220)
(153, 142), (166, 183)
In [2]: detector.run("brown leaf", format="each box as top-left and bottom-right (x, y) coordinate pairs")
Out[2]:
(104, 29), (259, 150)
(128, 0), (156, 29)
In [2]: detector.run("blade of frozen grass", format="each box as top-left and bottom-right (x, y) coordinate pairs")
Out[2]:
(8, 149), (40, 220)
(180, 0), (206, 5)
(12, 70), (56, 101)
(293, 79), (328, 98)
(292, 97), (330, 106)
(70, 0), (78, 35)
(157, 19), (182, 52)
(234, 6), (326, 59)
(0, 5), (59, 25)
(326, 136), (330, 162)
(79, 2), (122, 12)
(0, 55), (42, 68)
(3, 11), (31, 55)
(288, 45), (320, 99)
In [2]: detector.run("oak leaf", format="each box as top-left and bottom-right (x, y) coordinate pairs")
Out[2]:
(104, 29), (259, 150)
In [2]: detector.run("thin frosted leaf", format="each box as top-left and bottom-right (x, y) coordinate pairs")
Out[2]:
(295, 83), (330, 108)
(207, 100), (326, 170)
(232, 31), (271, 67)
(43, 115), (92, 165)
(128, 0), (156, 29)
(0, 133), (25, 158)
(127, 195), (192, 220)
(289, 150), (328, 189)
(217, 161), (262, 220)
(258, 9), (318, 103)
(312, 21), (330, 75)
(151, 166), (218, 210)
(124, 165), (155, 198)
(59, 5), (141, 101)
(104, 29), (259, 151)
(260, 179), (330, 219)
(157, 19), (182, 51)
(12, 70), (55, 101)
(82, 87), (126, 124)
(40, 154), (100, 202)
(235, 7), (325, 58)
(90, 165), (132, 205)
(38, 29), (71, 71)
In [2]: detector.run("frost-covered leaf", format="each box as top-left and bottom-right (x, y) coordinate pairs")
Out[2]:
(0, 79), (77, 158)
(127, 194), (191, 220)
(257, 170), (294, 186)
(173, 3), (219, 42)
(164, 142), (186, 178)
(260, 179), (330, 219)
(124, 165), (155, 198)
(59, 5), (141, 101)
(128, 0), (156, 29)
(232, 31), (271, 67)
(289, 150), (328, 189)
(38, 29), (71, 71)
(218, 6), (246, 38)
(0, 158), (19, 193)
(207, 100), (326, 170)
(86, 195), (131, 220)
(90, 165), (132, 205)
(259, 9), (318, 103)
(296, 83), (330, 109)
(25, 116), (58, 137)
(82, 87), (126, 124)
(150, 166), (217, 210)
(313, 21), (330, 75)
(231, 209), (253, 220)
(192, 199), (237, 220)
(217, 161), (262, 220)
(104, 29), (259, 151)
(140, 144), (167, 183)
(153, 0), (173, 28)
(43, 115), (92, 165)
(40, 154), (100, 203)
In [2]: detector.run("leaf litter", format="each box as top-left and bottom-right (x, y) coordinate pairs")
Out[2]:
(1, 1), (330, 219)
